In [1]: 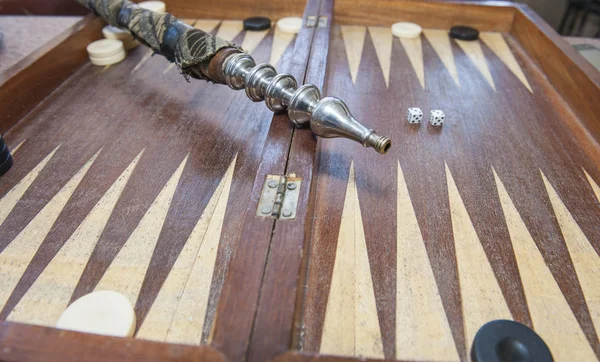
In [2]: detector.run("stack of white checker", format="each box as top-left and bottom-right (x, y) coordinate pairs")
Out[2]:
(86, 1), (167, 66)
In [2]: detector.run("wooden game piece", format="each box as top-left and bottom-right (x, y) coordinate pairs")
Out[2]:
(56, 291), (136, 338)
(471, 320), (553, 362)
(89, 51), (126, 66)
(391, 22), (422, 39)
(276, 17), (302, 34)
(243, 17), (271, 31)
(138, 1), (166, 13)
(86, 39), (124, 59)
(450, 25), (479, 41)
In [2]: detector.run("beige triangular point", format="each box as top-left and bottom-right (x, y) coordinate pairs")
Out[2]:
(397, 162), (459, 361)
(241, 29), (270, 54)
(132, 49), (154, 74)
(400, 37), (425, 89)
(0, 150), (100, 311)
(95, 155), (188, 304)
(0, 146), (60, 228)
(163, 63), (176, 75)
(10, 139), (26, 154)
(423, 29), (459, 87)
(541, 171), (600, 337)
(137, 155), (237, 344)
(215, 20), (243, 42)
(493, 169), (596, 361)
(368, 27), (392, 87)
(194, 20), (220, 33)
(584, 169), (600, 203)
(446, 165), (512, 353)
(269, 26), (295, 66)
(7, 150), (144, 325)
(480, 32), (532, 93)
(321, 162), (384, 358)
(341, 26), (366, 85)
(455, 39), (496, 91)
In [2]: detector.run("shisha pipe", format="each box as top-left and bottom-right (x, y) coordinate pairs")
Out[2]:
(76, 0), (391, 154)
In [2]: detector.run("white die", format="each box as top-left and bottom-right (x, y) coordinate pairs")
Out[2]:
(429, 110), (445, 126)
(406, 107), (423, 124)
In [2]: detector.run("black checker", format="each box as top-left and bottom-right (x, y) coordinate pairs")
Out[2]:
(450, 25), (479, 41)
(243, 17), (271, 31)
(471, 320), (553, 362)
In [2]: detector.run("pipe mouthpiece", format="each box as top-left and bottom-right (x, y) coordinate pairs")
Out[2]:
(366, 133), (392, 154)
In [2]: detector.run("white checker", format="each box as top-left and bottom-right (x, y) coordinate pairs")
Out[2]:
(90, 51), (126, 66)
(429, 109), (445, 126)
(391, 22), (422, 39)
(102, 25), (132, 41)
(86, 39), (124, 58)
(138, 1), (166, 13)
(56, 291), (136, 338)
(277, 17), (303, 34)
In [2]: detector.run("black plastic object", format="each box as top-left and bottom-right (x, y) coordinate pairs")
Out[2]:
(243, 16), (271, 31)
(450, 25), (480, 41)
(471, 320), (553, 362)
(0, 135), (13, 176)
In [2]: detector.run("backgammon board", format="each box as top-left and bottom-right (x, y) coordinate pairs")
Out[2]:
(0, 0), (599, 361)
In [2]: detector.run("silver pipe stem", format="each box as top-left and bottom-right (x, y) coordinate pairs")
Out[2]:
(221, 53), (391, 155)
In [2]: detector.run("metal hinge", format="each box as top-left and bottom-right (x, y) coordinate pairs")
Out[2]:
(256, 174), (302, 220)
(306, 16), (317, 28)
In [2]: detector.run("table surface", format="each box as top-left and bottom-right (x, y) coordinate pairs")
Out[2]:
(0, 15), (81, 74)
(1, 14), (600, 362)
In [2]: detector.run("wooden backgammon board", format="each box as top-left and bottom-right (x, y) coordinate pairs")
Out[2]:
(0, 0), (600, 361)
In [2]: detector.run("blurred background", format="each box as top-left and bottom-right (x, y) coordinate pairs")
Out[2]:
(0, 0), (599, 37)
(0, 0), (599, 72)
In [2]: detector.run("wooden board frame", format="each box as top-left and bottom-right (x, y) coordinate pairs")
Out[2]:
(0, 0), (599, 361)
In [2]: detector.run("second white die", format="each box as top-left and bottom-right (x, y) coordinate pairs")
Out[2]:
(407, 107), (423, 124)
(429, 110), (445, 126)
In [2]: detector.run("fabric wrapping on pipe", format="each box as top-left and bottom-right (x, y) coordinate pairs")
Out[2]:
(76, 0), (239, 80)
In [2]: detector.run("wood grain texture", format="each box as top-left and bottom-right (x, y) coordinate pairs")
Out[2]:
(0, 322), (227, 362)
(494, 170), (597, 361)
(332, 0), (516, 30)
(511, 4), (600, 145)
(210, 1), (317, 360)
(245, 1), (329, 361)
(0, 16), (82, 74)
(320, 162), (384, 358)
(137, 156), (236, 344)
(299, 9), (600, 361)
(455, 39), (496, 91)
(399, 37), (425, 89)
(7, 151), (143, 326)
(423, 29), (460, 87)
(0, 14), (292, 360)
(480, 32), (532, 92)
(0, 151), (99, 313)
(447, 165), (512, 355)
(2, 1), (600, 361)
(368, 27), (392, 88)
(0, 15), (104, 133)
(161, 0), (305, 23)
(0, 0), (87, 15)
(396, 162), (458, 361)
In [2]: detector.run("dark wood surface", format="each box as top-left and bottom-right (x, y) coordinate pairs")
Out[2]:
(0, 15), (104, 133)
(1, 1), (600, 361)
(0, 322), (227, 362)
